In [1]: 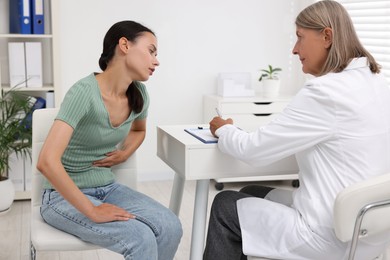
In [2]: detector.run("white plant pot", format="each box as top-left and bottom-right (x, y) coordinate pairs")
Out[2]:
(262, 79), (280, 98)
(0, 179), (15, 214)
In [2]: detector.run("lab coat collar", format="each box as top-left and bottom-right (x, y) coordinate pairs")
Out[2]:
(344, 57), (368, 71)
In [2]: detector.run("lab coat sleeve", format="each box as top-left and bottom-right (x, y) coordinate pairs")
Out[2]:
(215, 82), (337, 167)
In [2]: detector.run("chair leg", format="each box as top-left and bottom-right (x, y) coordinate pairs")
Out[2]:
(347, 200), (390, 260)
(30, 242), (36, 260)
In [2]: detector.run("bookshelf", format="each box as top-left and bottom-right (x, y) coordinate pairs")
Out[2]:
(0, 0), (61, 200)
(0, 0), (61, 105)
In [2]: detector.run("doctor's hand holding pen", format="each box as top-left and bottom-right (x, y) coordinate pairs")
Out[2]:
(209, 107), (233, 137)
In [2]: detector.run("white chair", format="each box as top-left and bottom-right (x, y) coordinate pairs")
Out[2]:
(334, 173), (390, 260)
(30, 108), (138, 260)
(248, 173), (390, 260)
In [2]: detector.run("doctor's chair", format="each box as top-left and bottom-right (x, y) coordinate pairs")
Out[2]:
(248, 172), (390, 260)
(30, 108), (138, 259)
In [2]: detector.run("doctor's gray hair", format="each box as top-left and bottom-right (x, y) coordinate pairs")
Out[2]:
(295, 0), (380, 75)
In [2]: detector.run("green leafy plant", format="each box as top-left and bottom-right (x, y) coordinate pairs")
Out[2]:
(259, 65), (282, 81)
(0, 88), (34, 181)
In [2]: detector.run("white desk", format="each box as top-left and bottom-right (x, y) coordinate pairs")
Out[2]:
(203, 95), (295, 189)
(157, 125), (299, 260)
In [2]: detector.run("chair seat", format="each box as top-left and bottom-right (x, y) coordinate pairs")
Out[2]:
(247, 254), (384, 260)
(31, 206), (101, 251)
(248, 254), (386, 260)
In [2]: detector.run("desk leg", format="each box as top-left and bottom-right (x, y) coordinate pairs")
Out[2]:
(169, 172), (185, 216)
(190, 179), (210, 260)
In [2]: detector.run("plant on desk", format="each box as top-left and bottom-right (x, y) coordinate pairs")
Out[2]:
(0, 87), (34, 214)
(258, 65), (282, 98)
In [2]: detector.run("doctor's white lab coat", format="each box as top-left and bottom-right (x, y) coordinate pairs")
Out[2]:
(215, 58), (390, 260)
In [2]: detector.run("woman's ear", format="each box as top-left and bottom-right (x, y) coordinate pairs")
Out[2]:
(323, 27), (333, 49)
(118, 37), (129, 53)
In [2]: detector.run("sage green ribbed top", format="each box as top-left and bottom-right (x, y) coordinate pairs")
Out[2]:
(43, 73), (149, 189)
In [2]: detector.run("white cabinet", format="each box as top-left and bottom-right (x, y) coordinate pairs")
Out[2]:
(203, 95), (299, 189)
(203, 95), (291, 131)
(0, 0), (61, 200)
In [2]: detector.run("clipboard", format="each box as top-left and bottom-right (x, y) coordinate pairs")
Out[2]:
(184, 128), (218, 143)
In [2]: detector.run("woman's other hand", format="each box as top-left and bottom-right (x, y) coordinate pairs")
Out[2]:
(87, 203), (136, 223)
(93, 150), (127, 167)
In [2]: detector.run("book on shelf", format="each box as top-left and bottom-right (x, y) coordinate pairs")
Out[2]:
(31, 0), (45, 34)
(23, 95), (46, 130)
(8, 41), (43, 88)
(9, 0), (32, 34)
(9, 0), (46, 35)
(8, 42), (27, 88)
(45, 91), (55, 108)
(25, 42), (43, 87)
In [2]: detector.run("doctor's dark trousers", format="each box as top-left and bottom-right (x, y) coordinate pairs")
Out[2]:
(203, 186), (274, 260)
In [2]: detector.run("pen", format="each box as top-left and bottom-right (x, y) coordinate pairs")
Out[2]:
(215, 107), (222, 118)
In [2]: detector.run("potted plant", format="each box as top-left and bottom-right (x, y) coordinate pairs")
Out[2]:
(258, 65), (282, 98)
(0, 88), (34, 214)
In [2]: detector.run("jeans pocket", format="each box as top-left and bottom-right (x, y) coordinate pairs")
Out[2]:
(42, 189), (62, 206)
(41, 189), (52, 216)
(41, 189), (50, 205)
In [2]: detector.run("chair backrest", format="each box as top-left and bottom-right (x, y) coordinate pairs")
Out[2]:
(333, 173), (390, 242)
(31, 108), (137, 208)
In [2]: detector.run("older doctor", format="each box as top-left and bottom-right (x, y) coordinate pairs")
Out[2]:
(203, 1), (390, 260)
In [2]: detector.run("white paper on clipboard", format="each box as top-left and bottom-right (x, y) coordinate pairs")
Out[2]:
(184, 128), (218, 144)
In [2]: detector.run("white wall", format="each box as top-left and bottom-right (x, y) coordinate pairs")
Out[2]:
(56, 0), (312, 180)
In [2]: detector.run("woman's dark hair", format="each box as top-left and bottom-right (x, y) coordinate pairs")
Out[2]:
(99, 21), (155, 113)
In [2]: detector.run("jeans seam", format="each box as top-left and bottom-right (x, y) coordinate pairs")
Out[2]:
(103, 182), (120, 200)
(103, 184), (160, 237)
(135, 216), (160, 237)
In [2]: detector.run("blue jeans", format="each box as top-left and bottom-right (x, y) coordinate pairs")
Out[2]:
(41, 182), (182, 260)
